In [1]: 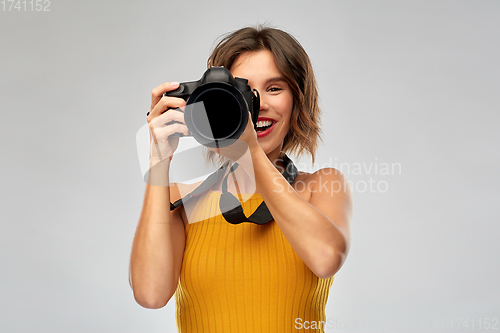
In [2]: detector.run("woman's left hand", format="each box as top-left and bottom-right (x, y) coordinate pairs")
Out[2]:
(209, 111), (260, 161)
(237, 111), (259, 150)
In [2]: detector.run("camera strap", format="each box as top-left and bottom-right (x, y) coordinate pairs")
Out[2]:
(170, 154), (298, 225)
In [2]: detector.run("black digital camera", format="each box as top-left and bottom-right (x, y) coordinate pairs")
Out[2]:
(163, 67), (260, 148)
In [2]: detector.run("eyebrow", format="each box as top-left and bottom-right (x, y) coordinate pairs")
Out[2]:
(265, 77), (286, 84)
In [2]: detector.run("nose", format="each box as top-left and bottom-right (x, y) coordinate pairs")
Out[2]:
(259, 93), (269, 112)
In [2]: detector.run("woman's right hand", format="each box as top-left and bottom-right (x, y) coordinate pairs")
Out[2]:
(147, 82), (189, 166)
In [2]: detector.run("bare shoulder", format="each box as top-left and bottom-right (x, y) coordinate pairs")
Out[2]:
(311, 167), (352, 194)
(291, 170), (314, 201)
(293, 167), (352, 203)
(308, 168), (353, 217)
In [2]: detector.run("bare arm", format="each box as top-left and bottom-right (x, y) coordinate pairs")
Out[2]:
(129, 170), (186, 309)
(249, 145), (353, 279)
(233, 114), (353, 279)
(129, 82), (189, 309)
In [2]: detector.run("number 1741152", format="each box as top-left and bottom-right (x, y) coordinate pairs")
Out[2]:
(2, 0), (50, 11)
(450, 318), (499, 330)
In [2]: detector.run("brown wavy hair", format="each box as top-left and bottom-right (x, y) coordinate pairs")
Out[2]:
(204, 25), (322, 165)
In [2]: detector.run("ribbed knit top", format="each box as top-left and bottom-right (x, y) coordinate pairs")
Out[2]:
(174, 190), (334, 332)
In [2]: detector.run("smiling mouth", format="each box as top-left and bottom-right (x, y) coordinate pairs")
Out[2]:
(255, 119), (276, 132)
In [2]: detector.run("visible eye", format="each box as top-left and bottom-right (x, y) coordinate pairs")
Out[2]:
(268, 87), (282, 93)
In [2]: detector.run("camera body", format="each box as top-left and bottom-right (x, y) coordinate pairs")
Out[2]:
(163, 67), (260, 148)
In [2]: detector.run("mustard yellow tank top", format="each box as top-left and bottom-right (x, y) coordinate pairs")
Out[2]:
(174, 190), (334, 332)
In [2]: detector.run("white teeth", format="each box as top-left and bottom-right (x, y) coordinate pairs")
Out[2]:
(256, 120), (274, 128)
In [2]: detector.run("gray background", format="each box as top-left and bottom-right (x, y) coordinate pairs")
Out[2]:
(1, 0), (499, 332)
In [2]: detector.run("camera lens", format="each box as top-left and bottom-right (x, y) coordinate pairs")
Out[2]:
(190, 88), (242, 140)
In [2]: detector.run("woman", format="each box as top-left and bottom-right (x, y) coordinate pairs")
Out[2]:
(129, 26), (353, 332)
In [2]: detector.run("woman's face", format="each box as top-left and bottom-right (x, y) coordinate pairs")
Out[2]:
(230, 50), (294, 158)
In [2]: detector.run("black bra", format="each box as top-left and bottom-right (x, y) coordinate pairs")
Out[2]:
(170, 154), (298, 225)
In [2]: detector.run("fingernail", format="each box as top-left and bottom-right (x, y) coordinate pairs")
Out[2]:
(172, 82), (179, 87)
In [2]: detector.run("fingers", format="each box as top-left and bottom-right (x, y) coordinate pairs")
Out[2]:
(152, 123), (190, 142)
(151, 81), (180, 110)
(149, 109), (189, 142)
(150, 108), (185, 128)
(147, 82), (188, 162)
(148, 95), (186, 123)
